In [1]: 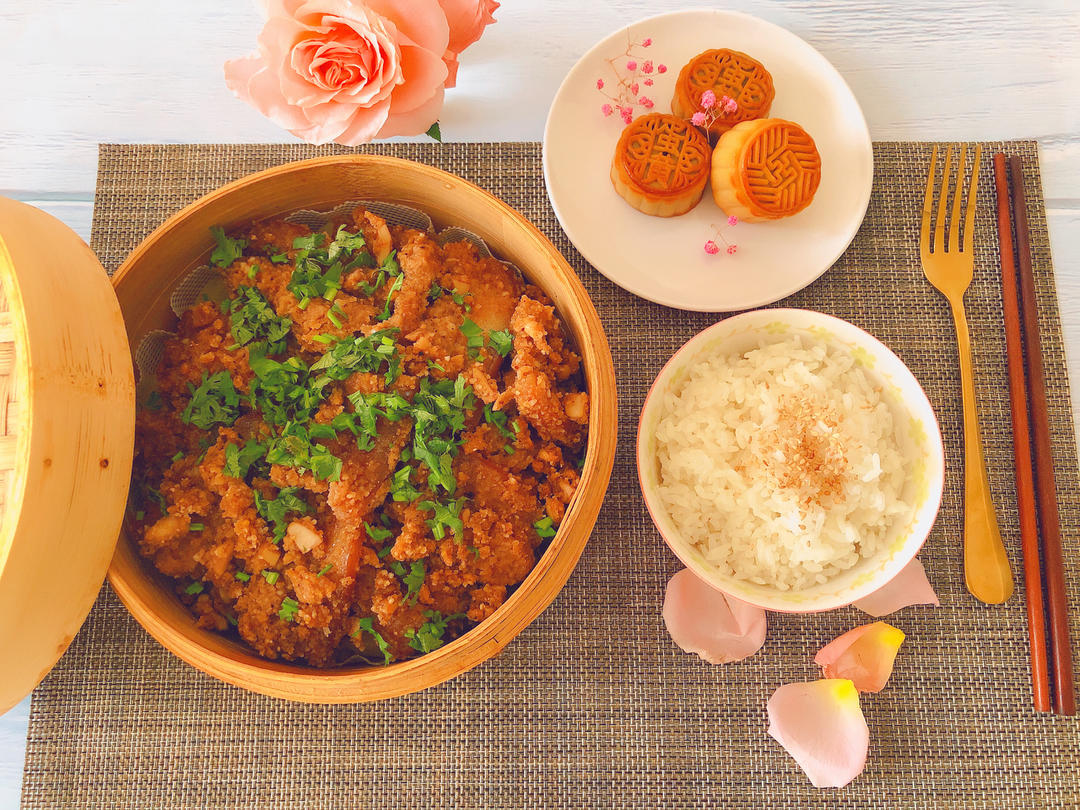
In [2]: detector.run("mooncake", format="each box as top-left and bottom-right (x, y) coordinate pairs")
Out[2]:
(610, 113), (712, 217)
(710, 118), (822, 222)
(671, 49), (775, 136)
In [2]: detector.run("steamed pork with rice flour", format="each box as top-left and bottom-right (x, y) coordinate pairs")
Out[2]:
(131, 206), (588, 665)
(654, 336), (914, 591)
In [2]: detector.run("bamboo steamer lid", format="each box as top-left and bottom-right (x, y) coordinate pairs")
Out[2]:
(0, 197), (135, 713)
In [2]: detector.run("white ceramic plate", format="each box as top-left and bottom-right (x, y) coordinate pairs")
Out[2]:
(543, 10), (873, 312)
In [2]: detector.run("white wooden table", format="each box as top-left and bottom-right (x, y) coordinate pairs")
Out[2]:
(1, 0), (1078, 804)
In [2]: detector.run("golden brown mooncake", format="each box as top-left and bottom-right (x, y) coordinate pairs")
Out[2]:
(710, 118), (822, 222)
(671, 49), (775, 137)
(610, 113), (712, 217)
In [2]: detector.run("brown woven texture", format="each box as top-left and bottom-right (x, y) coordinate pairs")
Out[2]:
(21, 141), (1080, 809)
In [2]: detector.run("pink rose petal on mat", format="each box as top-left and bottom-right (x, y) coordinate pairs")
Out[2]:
(767, 679), (869, 788)
(815, 622), (906, 693)
(663, 569), (766, 664)
(854, 557), (940, 617)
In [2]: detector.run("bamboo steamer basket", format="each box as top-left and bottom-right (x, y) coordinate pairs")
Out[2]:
(108, 155), (618, 703)
(0, 198), (136, 714)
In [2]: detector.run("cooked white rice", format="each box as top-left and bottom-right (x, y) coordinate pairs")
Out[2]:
(654, 334), (914, 591)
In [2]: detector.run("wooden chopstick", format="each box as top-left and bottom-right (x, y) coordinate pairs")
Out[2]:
(993, 154), (1051, 712)
(1007, 154), (1077, 716)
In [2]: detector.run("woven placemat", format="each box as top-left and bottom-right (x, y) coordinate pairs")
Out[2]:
(21, 141), (1080, 809)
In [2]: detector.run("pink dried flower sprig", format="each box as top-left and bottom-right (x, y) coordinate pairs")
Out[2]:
(596, 34), (667, 122)
(704, 216), (739, 257)
(692, 91), (739, 131)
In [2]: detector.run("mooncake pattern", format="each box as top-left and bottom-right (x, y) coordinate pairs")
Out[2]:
(672, 49), (775, 135)
(742, 120), (821, 215)
(611, 113), (711, 217)
(711, 119), (821, 221)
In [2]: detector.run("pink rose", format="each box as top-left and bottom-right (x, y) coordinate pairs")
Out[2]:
(438, 0), (499, 87)
(225, 0), (469, 145)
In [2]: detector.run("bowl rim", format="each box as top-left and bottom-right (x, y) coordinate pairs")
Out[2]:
(108, 153), (618, 702)
(636, 307), (945, 613)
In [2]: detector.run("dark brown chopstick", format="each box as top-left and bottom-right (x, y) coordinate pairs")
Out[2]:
(993, 154), (1051, 712)
(1007, 154), (1077, 716)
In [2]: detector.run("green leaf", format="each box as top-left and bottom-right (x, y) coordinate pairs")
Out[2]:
(185, 581), (205, 595)
(534, 516), (557, 540)
(181, 371), (241, 430)
(254, 486), (312, 543)
(377, 273), (404, 322)
(353, 617), (393, 664)
(278, 596), (300, 622)
(228, 285), (292, 355)
(223, 439), (266, 479)
(425, 121), (442, 142)
(460, 318), (484, 357)
(364, 522), (393, 543)
(405, 610), (463, 654)
(209, 225), (247, 268)
(488, 329), (513, 357)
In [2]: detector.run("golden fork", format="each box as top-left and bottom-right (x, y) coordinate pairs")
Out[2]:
(920, 144), (1014, 604)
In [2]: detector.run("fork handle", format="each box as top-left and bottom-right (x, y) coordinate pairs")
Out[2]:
(952, 302), (1015, 603)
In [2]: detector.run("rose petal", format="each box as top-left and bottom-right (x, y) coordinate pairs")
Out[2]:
(854, 557), (940, 617)
(374, 86), (444, 138)
(767, 679), (869, 788)
(437, 0), (499, 55)
(815, 622), (905, 693)
(224, 54), (315, 133)
(383, 41), (448, 115)
(368, 0), (450, 54)
(662, 569), (767, 664)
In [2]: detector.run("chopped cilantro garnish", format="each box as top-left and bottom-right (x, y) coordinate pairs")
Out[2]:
(428, 281), (444, 301)
(347, 390), (411, 450)
(504, 444), (515, 455)
(278, 596), (300, 622)
(326, 305), (344, 329)
(228, 286), (292, 355)
(189, 522), (205, 531)
(312, 333), (337, 345)
(317, 564), (333, 577)
(264, 422), (342, 481)
(255, 486), (312, 543)
(223, 439), (266, 479)
(365, 522), (393, 543)
(402, 561), (425, 603)
(171, 450), (185, 463)
(534, 516), (557, 540)
(381, 250), (401, 277)
(405, 610), (463, 654)
(185, 581), (204, 595)
(269, 252), (289, 264)
(144, 484), (169, 515)
(460, 318), (484, 358)
(353, 617), (392, 664)
(488, 329), (513, 357)
(483, 404), (514, 440)
(418, 498), (465, 541)
(377, 273), (404, 322)
(181, 371), (240, 430)
(144, 389), (163, 411)
(209, 226), (247, 268)
(389, 466), (421, 503)
(261, 570), (280, 585)
(235, 571), (251, 582)
(134, 510), (145, 521)
(408, 375), (475, 494)
(309, 328), (401, 387)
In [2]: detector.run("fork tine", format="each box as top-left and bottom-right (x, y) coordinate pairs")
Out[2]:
(934, 146), (953, 255)
(949, 145), (966, 253)
(963, 145), (982, 252)
(921, 145), (938, 257)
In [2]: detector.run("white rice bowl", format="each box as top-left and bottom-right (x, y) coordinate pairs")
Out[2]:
(638, 310), (944, 611)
